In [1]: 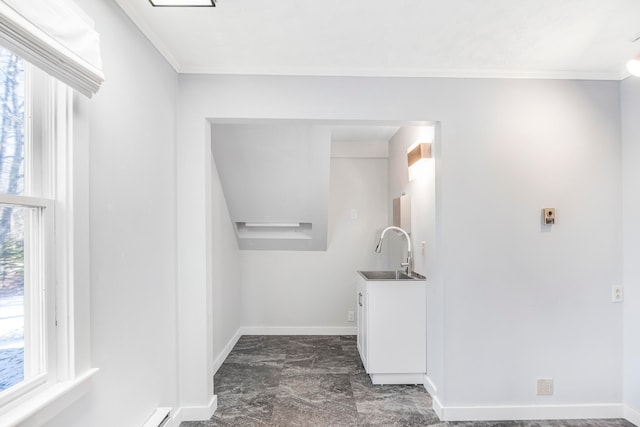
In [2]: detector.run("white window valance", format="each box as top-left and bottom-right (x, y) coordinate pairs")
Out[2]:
(0, 0), (104, 97)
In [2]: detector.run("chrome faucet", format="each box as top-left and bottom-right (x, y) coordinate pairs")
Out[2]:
(374, 226), (413, 275)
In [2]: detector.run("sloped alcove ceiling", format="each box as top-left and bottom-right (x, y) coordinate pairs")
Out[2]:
(211, 124), (332, 251)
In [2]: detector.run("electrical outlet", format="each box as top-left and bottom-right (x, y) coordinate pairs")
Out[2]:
(612, 285), (623, 303)
(347, 311), (355, 322)
(536, 378), (553, 396)
(350, 209), (358, 220)
(421, 241), (426, 256)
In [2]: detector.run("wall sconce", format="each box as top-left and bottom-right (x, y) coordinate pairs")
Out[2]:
(407, 142), (431, 181)
(149, 0), (216, 6)
(627, 33), (640, 76)
(628, 54), (640, 77)
(407, 142), (431, 167)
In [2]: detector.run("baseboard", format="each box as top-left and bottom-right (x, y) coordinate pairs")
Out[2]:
(424, 375), (437, 397)
(171, 395), (217, 424)
(438, 402), (624, 422)
(239, 326), (357, 335)
(213, 328), (242, 374)
(625, 405), (640, 426)
(432, 395), (444, 420)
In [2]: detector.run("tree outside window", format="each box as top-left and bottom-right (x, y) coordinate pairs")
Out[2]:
(0, 46), (25, 393)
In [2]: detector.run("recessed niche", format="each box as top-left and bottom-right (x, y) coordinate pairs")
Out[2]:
(235, 222), (313, 240)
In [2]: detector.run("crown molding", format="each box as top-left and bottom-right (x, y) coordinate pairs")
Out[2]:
(113, 0), (181, 72)
(178, 65), (625, 81)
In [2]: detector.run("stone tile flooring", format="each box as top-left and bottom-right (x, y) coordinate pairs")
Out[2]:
(180, 335), (635, 427)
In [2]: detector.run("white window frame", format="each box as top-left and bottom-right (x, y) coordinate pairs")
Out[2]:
(0, 59), (95, 425)
(0, 196), (53, 407)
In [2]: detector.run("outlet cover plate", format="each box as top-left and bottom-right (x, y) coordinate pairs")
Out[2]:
(612, 285), (623, 303)
(537, 378), (553, 396)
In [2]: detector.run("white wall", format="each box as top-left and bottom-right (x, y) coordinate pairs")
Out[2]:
(30, 24), (623, 423)
(387, 125), (441, 395)
(387, 126), (436, 276)
(240, 153), (389, 330)
(44, 0), (179, 425)
(211, 149), (242, 363)
(621, 76), (640, 423)
(178, 74), (623, 418)
(440, 79), (622, 412)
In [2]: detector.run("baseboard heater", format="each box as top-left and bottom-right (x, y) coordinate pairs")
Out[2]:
(142, 407), (171, 427)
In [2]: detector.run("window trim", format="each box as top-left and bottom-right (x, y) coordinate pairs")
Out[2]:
(0, 373), (47, 409)
(0, 61), (97, 425)
(0, 61), (57, 407)
(0, 195), (52, 208)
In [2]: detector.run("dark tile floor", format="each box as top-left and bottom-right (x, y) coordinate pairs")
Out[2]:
(180, 335), (635, 427)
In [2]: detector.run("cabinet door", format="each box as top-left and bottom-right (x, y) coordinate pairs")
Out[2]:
(356, 279), (367, 370)
(368, 282), (426, 374)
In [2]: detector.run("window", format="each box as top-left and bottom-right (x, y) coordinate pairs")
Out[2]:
(0, 45), (56, 407)
(0, 2), (97, 422)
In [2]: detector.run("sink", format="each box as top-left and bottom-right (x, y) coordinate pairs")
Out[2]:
(358, 270), (422, 281)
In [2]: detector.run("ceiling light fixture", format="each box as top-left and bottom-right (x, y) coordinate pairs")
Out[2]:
(149, 0), (216, 6)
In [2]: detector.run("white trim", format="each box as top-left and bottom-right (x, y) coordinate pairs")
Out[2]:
(112, 0), (180, 72)
(207, 118), (432, 127)
(160, 414), (181, 427)
(142, 407), (171, 427)
(239, 326), (357, 336)
(172, 395), (217, 423)
(432, 395), (444, 420)
(0, 368), (98, 427)
(0, 194), (52, 208)
(437, 402), (624, 422)
(625, 405), (640, 426)
(424, 375), (437, 397)
(0, 374), (47, 409)
(213, 329), (242, 374)
(178, 65), (627, 81)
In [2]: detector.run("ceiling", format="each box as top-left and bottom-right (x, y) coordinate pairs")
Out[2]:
(114, 0), (640, 80)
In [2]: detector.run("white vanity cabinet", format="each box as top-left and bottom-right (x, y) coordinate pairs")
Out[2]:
(356, 272), (426, 385)
(356, 278), (368, 369)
